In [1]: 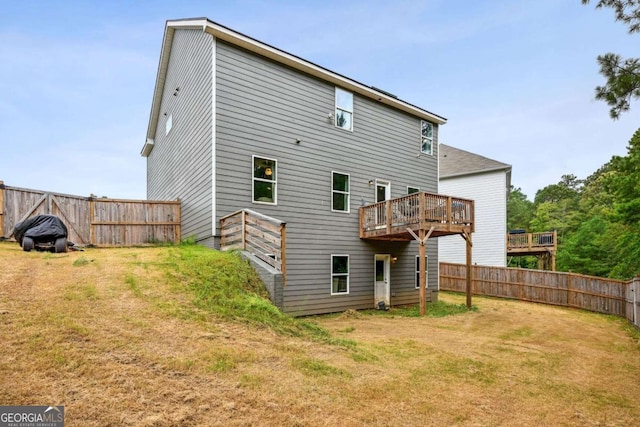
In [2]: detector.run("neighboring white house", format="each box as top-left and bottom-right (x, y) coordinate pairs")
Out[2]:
(438, 144), (511, 267)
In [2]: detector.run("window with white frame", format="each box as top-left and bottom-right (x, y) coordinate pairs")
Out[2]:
(332, 172), (350, 212)
(407, 186), (420, 194)
(253, 156), (277, 204)
(335, 88), (353, 131)
(421, 121), (434, 155)
(331, 255), (349, 294)
(165, 114), (173, 136)
(415, 255), (428, 289)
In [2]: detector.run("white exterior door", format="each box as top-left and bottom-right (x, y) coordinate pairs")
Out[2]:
(374, 180), (391, 227)
(374, 254), (391, 309)
(376, 180), (390, 203)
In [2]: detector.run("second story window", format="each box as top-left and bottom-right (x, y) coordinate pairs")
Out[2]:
(335, 87), (353, 131)
(421, 121), (434, 155)
(253, 156), (277, 204)
(407, 186), (420, 194)
(332, 172), (350, 213)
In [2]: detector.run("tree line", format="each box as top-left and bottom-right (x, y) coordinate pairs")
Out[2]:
(506, 2), (639, 278)
(508, 128), (640, 279)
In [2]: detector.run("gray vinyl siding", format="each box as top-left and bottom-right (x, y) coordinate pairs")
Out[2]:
(215, 40), (439, 315)
(146, 29), (213, 242)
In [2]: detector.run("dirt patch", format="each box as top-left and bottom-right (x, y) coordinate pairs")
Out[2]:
(0, 242), (638, 426)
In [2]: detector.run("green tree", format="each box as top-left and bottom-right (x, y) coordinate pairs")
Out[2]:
(534, 174), (582, 205)
(603, 128), (640, 224)
(532, 175), (583, 236)
(610, 228), (640, 278)
(507, 186), (534, 231)
(557, 216), (617, 276)
(582, 0), (640, 119)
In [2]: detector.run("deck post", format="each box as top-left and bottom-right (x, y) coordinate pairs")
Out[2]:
(463, 230), (473, 309)
(446, 197), (452, 231)
(418, 192), (426, 229)
(551, 230), (557, 271)
(385, 200), (392, 234)
(280, 223), (286, 287)
(407, 226), (434, 317)
(419, 228), (427, 316)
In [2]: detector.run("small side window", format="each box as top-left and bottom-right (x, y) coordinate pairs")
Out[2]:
(421, 121), (433, 155)
(253, 156), (277, 204)
(165, 114), (173, 136)
(407, 186), (420, 195)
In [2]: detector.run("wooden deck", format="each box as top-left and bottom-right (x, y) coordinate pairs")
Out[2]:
(507, 231), (556, 256)
(360, 191), (475, 313)
(359, 192), (474, 241)
(507, 231), (557, 271)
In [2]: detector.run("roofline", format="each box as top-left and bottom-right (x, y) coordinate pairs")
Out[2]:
(440, 165), (512, 180)
(144, 18), (447, 148)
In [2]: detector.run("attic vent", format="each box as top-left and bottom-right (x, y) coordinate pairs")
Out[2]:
(371, 86), (398, 99)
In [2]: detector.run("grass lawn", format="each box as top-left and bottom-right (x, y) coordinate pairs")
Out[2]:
(0, 241), (638, 426)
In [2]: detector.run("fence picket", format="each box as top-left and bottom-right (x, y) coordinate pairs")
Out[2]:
(1, 182), (180, 246)
(440, 262), (637, 329)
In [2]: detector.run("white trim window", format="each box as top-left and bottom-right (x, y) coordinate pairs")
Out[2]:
(165, 114), (173, 136)
(252, 156), (277, 204)
(335, 87), (353, 131)
(331, 254), (349, 294)
(332, 171), (350, 213)
(407, 186), (420, 195)
(421, 121), (434, 155)
(415, 255), (428, 289)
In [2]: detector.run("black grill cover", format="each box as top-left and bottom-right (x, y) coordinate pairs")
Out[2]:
(13, 215), (68, 245)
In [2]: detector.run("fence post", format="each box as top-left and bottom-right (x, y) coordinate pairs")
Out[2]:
(518, 268), (523, 300)
(89, 196), (95, 246)
(634, 277), (639, 329)
(0, 180), (4, 238)
(241, 210), (247, 250)
(568, 273), (573, 308)
(175, 198), (181, 243)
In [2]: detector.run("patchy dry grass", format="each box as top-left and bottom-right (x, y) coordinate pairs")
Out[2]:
(0, 241), (639, 426)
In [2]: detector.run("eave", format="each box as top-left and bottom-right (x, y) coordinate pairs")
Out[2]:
(143, 18), (447, 155)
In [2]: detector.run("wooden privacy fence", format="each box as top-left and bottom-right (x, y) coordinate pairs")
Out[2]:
(0, 181), (180, 246)
(219, 209), (286, 277)
(440, 262), (640, 328)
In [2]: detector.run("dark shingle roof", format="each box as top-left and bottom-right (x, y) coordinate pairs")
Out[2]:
(439, 144), (511, 179)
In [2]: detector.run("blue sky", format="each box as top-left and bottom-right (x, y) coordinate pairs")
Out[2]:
(1, 0), (638, 200)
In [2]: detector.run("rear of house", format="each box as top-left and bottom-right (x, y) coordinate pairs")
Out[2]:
(142, 18), (453, 315)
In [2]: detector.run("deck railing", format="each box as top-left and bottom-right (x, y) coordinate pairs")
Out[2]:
(507, 231), (556, 251)
(220, 209), (286, 276)
(360, 192), (474, 237)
